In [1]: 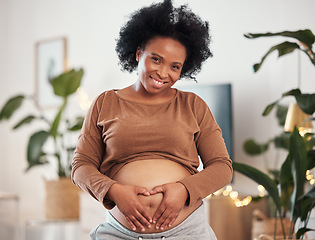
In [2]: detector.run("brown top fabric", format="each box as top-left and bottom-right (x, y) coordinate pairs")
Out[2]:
(71, 89), (233, 209)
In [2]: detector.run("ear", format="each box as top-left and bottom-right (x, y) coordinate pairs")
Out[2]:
(136, 47), (142, 62)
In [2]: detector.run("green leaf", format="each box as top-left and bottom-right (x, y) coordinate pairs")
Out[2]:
(295, 93), (315, 115)
(26, 130), (50, 171)
(68, 116), (84, 131)
(276, 104), (288, 126)
(12, 115), (37, 129)
(280, 155), (293, 185)
(263, 100), (279, 116)
(50, 68), (84, 98)
(243, 139), (269, 155)
(274, 132), (290, 150)
(296, 227), (314, 239)
(233, 162), (282, 213)
(50, 101), (66, 138)
(244, 29), (315, 50)
(296, 185), (315, 223)
(307, 150), (315, 169)
(0, 95), (25, 120)
(282, 88), (301, 97)
(252, 41), (300, 72)
(289, 127), (308, 221)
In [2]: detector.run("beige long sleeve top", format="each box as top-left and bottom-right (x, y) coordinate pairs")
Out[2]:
(71, 89), (233, 209)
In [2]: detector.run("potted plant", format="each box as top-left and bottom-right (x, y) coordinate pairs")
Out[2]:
(233, 29), (315, 239)
(0, 68), (85, 219)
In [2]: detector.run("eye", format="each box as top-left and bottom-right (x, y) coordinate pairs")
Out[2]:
(172, 65), (181, 70)
(152, 57), (161, 63)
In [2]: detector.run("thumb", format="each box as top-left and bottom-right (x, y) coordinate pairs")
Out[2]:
(150, 185), (165, 195)
(136, 186), (150, 196)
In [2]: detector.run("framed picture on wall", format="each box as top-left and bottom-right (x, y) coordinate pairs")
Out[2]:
(35, 37), (67, 108)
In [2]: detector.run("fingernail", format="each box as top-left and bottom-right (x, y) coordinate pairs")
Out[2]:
(147, 224), (151, 228)
(156, 225), (159, 230)
(141, 228), (145, 232)
(161, 227), (164, 230)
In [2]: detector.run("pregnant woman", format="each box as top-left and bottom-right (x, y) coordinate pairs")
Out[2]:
(71, 1), (233, 239)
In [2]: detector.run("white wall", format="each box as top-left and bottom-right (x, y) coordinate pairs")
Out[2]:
(1, 0), (315, 228)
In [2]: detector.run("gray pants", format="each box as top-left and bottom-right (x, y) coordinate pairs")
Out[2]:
(90, 202), (217, 240)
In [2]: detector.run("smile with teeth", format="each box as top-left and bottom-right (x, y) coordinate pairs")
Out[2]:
(151, 77), (166, 85)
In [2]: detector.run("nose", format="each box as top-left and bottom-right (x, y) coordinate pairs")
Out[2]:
(157, 66), (168, 79)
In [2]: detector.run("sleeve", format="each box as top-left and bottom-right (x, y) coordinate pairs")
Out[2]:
(177, 96), (233, 206)
(71, 92), (117, 209)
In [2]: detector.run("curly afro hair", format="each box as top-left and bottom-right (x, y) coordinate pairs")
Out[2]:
(115, 0), (212, 80)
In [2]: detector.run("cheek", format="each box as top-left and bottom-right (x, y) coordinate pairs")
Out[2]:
(170, 71), (181, 82)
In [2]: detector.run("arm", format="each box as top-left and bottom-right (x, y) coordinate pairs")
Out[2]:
(71, 92), (152, 230)
(151, 95), (233, 228)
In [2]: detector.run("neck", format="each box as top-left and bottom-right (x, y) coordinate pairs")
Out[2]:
(131, 81), (175, 104)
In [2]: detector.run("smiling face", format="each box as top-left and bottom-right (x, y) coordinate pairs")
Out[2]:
(135, 36), (187, 98)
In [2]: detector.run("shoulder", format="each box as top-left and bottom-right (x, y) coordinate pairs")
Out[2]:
(176, 89), (208, 108)
(88, 90), (117, 113)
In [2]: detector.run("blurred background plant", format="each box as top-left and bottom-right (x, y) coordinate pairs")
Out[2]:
(233, 29), (315, 239)
(0, 68), (84, 178)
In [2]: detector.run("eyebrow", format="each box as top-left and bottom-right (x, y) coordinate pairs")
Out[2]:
(151, 53), (184, 67)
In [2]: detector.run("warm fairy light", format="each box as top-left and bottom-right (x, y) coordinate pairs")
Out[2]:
(229, 191), (238, 200)
(258, 185), (266, 197)
(299, 128), (312, 137)
(207, 185), (252, 207)
(208, 171), (315, 207)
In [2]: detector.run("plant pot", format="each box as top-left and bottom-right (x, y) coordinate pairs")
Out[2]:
(45, 177), (81, 219)
(252, 210), (293, 240)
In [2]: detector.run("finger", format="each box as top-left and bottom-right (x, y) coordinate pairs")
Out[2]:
(135, 209), (152, 228)
(149, 185), (164, 195)
(125, 216), (137, 231)
(155, 210), (171, 230)
(161, 211), (179, 230)
(137, 187), (150, 196)
(138, 208), (152, 224)
(128, 214), (146, 232)
(168, 213), (178, 227)
(152, 206), (166, 223)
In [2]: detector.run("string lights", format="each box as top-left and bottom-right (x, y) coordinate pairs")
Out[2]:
(207, 184), (266, 208)
(208, 171), (314, 208)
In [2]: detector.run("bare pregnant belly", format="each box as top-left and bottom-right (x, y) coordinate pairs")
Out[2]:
(109, 159), (202, 233)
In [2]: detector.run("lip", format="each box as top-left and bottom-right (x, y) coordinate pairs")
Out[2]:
(150, 76), (167, 88)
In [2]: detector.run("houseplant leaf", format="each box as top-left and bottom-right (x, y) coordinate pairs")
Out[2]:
(274, 132), (290, 150)
(68, 116), (84, 131)
(289, 127), (308, 222)
(233, 162), (282, 212)
(252, 41), (300, 72)
(276, 104), (288, 126)
(296, 185), (315, 222)
(263, 100), (279, 116)
(243, 139), (269, 155)
(26, 130), (50, 170)
(296, 227), (315, 239)
(295, 93), (315, 115)
(50, 101), (66, 139)
(244, 29), (315, 50)
(50, 68), (84, 98)
(13, 115), (37, 129)
(0, 95), (25, 120)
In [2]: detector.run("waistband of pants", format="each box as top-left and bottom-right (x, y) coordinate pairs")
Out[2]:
(106, 202), (206, 239)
